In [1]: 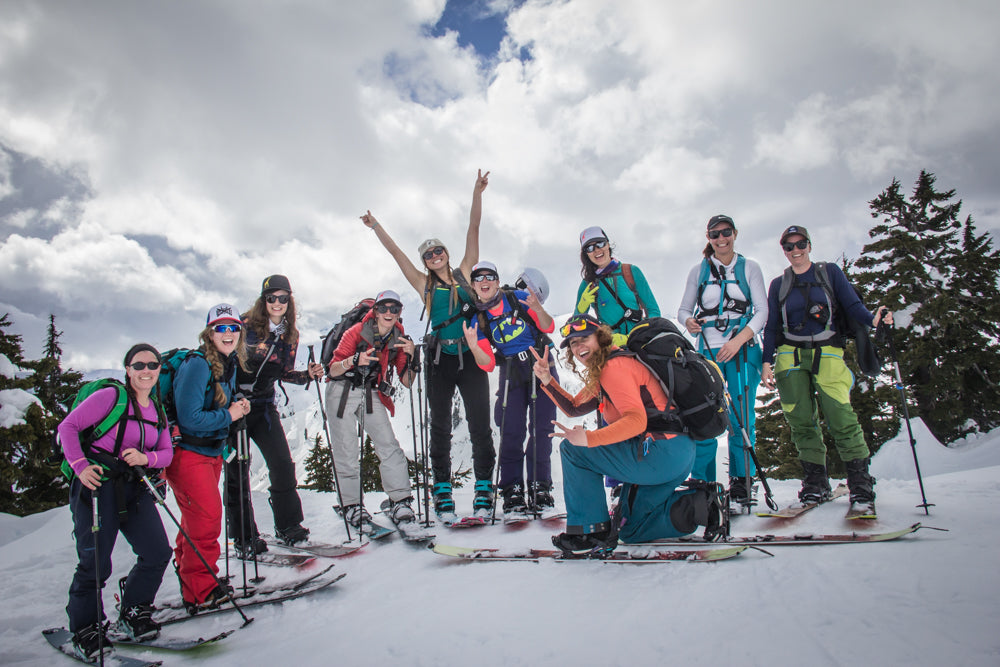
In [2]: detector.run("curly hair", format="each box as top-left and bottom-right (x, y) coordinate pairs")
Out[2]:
(561, 324), (616, 397)
(197, 326), (248, 408)
(245, 294), (299, 348)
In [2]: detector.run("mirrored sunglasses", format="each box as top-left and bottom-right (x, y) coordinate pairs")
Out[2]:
(472, 273), (498, 283)
(129, 361), (161, 371)
(560, 319), (592, 337)
(422, 246), (446, 260)
(583, 240), (608, 253)
(265, 294), (290, 304)
(375, 303), (402, 315)
(782, 239), (809, 252)
(708, 228), (735, 240)
(213, 324), (242, 333)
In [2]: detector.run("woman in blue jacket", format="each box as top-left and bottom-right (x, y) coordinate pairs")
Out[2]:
(165, 303), (249, 613)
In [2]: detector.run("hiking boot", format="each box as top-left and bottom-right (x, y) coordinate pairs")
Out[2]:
(72, 622), (113, 662)
(501, 483), (528, 518)
(185, 584), (233, 615)
(275, 524), (310, 546)
(527, 480), (556, 512)
(472, 480), (494, 519)
(386, 497), (416, 525)
(845, 458), (876, 504)
(551, 529), (616, 558)
(233, 535), (268, 559)
(432, 482), (455, 514)
(119, 604), (160, 641)
(342, 504), (372, 529)
(798, 460), (832, 504)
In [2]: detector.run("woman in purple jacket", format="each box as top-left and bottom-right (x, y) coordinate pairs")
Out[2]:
(58, 343), (174, 662)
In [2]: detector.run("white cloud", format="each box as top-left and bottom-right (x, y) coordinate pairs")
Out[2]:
(752, 94), (837, 173)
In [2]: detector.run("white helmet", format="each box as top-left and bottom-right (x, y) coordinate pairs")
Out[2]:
(515, 267), (549, 304)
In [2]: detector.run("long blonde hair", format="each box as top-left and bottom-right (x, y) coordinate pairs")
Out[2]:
(198, 326), (249, 407)
(422, 259), (465, 317)
(562, 324), (616, 397)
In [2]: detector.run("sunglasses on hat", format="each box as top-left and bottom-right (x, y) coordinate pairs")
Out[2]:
(559, 319), (592, 338)
(265, 294), (290, 304)
(782, 239), (809, 252)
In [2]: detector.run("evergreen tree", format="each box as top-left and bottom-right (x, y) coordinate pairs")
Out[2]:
(302, 433), (334, 492)
(0, 313), (80, 515)
(856, 171), (1000, 442)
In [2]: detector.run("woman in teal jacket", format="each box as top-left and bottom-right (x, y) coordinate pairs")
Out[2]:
(574, 226), (660, 347)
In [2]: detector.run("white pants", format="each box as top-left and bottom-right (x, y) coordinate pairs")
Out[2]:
(325, 381), (412, 506)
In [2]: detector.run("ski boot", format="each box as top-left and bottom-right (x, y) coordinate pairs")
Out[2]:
(472, 480), (495, 521)
(432, 482), (458, 525)
(386, 496), (416, 526)
(551, 524), (616, 559)
(275, 524), (310, 546)
(119, 604), (160, 641)
(798, 461), (833, 504)
(845, 457), (877, 518)
(72, 621), (114, 662)
(501, 483), (529, 522)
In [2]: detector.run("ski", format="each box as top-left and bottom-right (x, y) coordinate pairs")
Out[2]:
(358, 520), (395, 540)
(108, 628), (235, 651)
(755, 483), (848, 519)
(263, 536), (367, 558)
(389, 520), (436, 542)
(43, 627), (162, 666)
(430, 543), (750, 563)
(153, 564), (343, 626)
(621, 522), (932, 547)
(224, 550), (316, 568)
(845, 501), (877, 521)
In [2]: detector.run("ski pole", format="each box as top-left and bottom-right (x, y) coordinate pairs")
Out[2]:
(884, 322), (933, 514)
(698, 330), (778, 511)
(357, 363), (370, 535)
(136, 468), (254, 626)
(236, 415), (263, 585)
(491, 358), (513, 525)
(92, 489), (104, 667)
(418, 345), (432, 527)
(737, 345), (753, 512)
(529, 362), (539, 519)
(308, 345), (354, 541)
(405, 345), (422, 521)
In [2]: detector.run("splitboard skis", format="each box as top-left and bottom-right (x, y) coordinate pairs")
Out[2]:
(153, 564), (345, 626)
(108, 628), (235, 651)
(43, 627), (162, 666)
(225, 549), (316, 568)
(430, 543), (753, 563)
(756, 483), (849, 519)
(621, 522), (941, 547)
(263, 537), (367, 558)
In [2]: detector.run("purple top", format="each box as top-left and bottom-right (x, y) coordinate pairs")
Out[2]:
(58, 387), (173, 476)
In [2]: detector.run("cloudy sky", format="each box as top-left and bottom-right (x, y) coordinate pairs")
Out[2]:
(2, 0), (998, 370)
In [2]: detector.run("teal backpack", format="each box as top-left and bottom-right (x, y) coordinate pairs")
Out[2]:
(156, 348), (205, 423)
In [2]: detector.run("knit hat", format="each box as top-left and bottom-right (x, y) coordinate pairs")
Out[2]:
(123, 343), (161, 367)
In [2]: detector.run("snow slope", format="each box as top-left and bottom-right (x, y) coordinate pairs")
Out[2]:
(1, 417), (999, 665)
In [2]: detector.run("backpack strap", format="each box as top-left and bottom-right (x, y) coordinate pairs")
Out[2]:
(599, 265), (646, 331)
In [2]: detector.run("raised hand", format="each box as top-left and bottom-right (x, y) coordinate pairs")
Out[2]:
(360, 210), (379, 229)
(530, 346), (552, 385)
(395, 337), (416, 357)
(462, 319), (479, 347)
(474, 169), (490, 195)
(519, 287), (542, 312)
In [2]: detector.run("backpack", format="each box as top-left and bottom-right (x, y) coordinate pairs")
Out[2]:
(594, 263), (648, 330)
(57, 378), (166, 481)
(321, 299), (375, 377)
(695, 255), (752, 340)
(776, 263), (882, 377)
(474, 287), (554, 357)
(157, 348), (205, 423)
(614, 317), (729, 441)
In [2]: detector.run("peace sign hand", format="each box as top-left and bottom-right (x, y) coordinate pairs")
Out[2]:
(551, 420), (588, 447)
(530, 346), (552, 385)
(474, 169), (490, 194)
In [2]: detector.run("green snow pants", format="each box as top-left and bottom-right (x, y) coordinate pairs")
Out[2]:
(773, 344), (870, 466)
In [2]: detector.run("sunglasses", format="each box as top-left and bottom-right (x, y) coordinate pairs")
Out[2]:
(265, 294), (290, 304)
(422, 247), (446, 261)
(782, 239), (809, 252)
(213, 324), (242, 333)
(583, 240), (608, 253)
(472, 273), (498, 283)
(560, 319), (592, 338)
(128, 361), (161, 371)
(375, 303), (402, 315)
(708, 228), (735, 240)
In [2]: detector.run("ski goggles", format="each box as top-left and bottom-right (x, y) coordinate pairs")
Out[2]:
(265, 294), (290, 304)
(782, 239), (809, 252)
(375, 303), (402, 314)
(583, 239), (608, 254)
(559, 315), (600, 340)
(472, 272), (498, 283)
(128, 361), (161, 371)
(422, 246), (446, 260)
(708, 228), (735, 240)
(213, 324), (242, 333)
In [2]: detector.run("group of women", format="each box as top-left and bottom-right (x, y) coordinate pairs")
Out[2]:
(58, 170), (891, 660)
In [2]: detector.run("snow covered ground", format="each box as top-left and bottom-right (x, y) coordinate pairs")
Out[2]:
(2, 410), (999, 665)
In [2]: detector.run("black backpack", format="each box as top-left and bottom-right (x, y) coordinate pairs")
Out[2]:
(776, 262), (883, 377)
(613, 317), (729, 441)
(320, 298), (375, 378)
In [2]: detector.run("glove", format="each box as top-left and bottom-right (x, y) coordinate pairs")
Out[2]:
(576, 283), (599, 312)
(611, 332), (628, 348)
